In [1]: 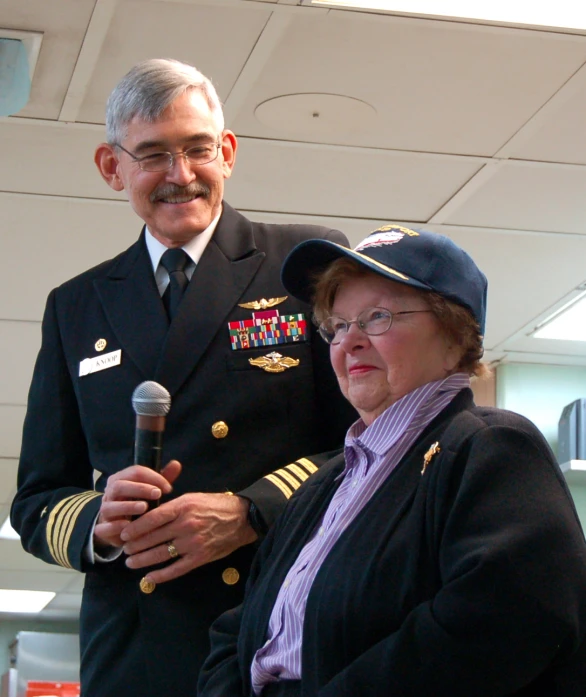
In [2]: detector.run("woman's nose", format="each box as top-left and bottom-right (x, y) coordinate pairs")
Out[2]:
(336, 322), (369, 351)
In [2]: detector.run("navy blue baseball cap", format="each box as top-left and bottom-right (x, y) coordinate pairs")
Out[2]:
(281, 224), (488, 334)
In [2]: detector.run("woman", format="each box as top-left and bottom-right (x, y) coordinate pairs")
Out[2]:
(198, 225), (586, 697)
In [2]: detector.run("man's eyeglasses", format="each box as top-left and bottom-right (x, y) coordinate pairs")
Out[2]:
(318, 306), (432, 345)
(114, 140), (222, 172)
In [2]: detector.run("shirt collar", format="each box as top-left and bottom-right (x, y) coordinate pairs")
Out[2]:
(345, 372), (471, 457)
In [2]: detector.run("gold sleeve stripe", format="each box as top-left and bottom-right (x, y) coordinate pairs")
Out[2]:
(56, 491), (102, 568)
(47, 493), (84, 567)
(264, 473), (293, 499)
(58, 492), (102, 568)
(272, 468), (302, 490)
(47, 491), (101, 568)
(49, 492), (100, 568)
(286, 463), (310, 482)
(295, 458), (318, 474)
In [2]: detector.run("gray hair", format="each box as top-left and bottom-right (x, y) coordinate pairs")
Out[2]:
(105, 58), (225, 144)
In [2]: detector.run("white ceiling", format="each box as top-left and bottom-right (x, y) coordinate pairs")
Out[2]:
(2, 0), (586, 622)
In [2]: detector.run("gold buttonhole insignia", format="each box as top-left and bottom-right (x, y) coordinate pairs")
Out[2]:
(95, 338), (107, 352)
(212, 421), (229, 439)
(421, 442), (441, 475)
(139, 577), (156, 594)
(238, 297), (287, 310)
(249, 352), (300, 374)
(222, 567), (240, 585)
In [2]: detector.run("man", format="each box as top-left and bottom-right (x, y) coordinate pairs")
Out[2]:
(11, 58), (355, 697)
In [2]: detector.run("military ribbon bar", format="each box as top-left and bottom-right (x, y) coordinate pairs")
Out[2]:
(228, 313), (307, 350)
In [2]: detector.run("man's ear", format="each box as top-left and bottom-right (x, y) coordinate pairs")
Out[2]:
(220, 130), (237, 180)
(94, 143), (125, 192)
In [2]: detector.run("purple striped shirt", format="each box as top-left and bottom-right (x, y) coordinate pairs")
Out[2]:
(251, 373), (471, 694)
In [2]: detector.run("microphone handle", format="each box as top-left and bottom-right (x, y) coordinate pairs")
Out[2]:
(134, 428), (164, 472)
(134, 414), (166, 509)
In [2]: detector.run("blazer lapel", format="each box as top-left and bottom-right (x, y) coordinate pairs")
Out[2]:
(356, 388), (475, 535)
(94, 231), (169, 379)
(155, 204), (265, 395)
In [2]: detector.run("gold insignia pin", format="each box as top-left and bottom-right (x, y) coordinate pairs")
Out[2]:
(95, 338), (107, 352)
(139, 577), (156, 594)
(249, 351), (300, 373)
(222, 567), (240, 586)
(239, 297), (287, 311)
(421, 442), (441, 475)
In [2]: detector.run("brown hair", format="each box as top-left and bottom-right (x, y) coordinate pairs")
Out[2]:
(312, 257), (488, 378)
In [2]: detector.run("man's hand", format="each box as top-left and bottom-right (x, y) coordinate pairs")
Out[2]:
(94, 460), (182, 549)
(120, 492), (257, 584)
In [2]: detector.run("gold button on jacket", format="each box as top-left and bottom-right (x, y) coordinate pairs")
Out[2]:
(211, 421), (229, 439)
(222, 567), (239, 585)
(139, 577), (156, 594)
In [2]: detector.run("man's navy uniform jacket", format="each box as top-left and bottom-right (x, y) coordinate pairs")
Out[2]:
(12, 203), (356, 697)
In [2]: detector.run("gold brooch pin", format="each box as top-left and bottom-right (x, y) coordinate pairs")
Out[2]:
(249, 351), (300, 373)
(239, 297), (287, 310)
(421, 441), (441, 475)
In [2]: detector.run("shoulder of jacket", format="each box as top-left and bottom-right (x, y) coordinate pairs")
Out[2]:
(54, 239), (141, 295)
(442, 405), (546, 449)
(252, 220), (341, 243)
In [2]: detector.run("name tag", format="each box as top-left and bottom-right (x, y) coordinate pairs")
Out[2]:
(79, 349), (122, 377)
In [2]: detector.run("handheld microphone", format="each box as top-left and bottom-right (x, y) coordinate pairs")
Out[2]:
(131, 381), (171, 476)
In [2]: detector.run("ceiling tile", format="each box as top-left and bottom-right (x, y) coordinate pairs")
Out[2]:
(227, 138), (484, 220)
(508, 87), (586, 166)
(0, 323), (40, 406)
(0, 406), (26, 459)
(0, 120), (116, 199)
(0, 192), (141, 321)
(0, 459), (18, 507)
(0, 0), (98, 119)
(444, 161), (586, 234)
(233, 12), (586, 156)
(438, 225), (586, 348)
(78, 0), (272, 123)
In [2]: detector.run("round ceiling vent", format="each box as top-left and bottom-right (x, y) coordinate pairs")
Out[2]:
(254, 93), (377, 137)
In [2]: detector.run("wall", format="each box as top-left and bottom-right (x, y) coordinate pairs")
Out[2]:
(496, 362), (586, 526)
(496, 363), (586, 455)
(0, 619), (79, 677)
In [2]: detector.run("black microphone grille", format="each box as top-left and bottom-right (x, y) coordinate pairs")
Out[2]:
(131, 381), (171, 417)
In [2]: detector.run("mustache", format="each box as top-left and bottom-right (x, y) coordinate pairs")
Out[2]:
(150, 182), (210, 202)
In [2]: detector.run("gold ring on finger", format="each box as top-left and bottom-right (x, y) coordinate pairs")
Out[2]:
(167, 542), (179, 559)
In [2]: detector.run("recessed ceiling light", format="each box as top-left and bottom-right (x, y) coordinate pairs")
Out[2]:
(308, 1), (586, 31)
(533, 292), (586, 342)
(0, 589), (55, 613)
(0, 517), (20, 540)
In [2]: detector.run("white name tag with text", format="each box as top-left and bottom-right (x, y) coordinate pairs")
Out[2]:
(79, 349), (122, 377)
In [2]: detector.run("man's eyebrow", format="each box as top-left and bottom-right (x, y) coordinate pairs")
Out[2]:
(133, 133), (219, 154)
(132, 139), (166, 154)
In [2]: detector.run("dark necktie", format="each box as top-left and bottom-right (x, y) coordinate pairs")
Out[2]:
(160, 248), (190, 321)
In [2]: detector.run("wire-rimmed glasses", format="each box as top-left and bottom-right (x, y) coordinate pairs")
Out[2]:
(114, 140), (222, 172)
(318, 306), (432, 345)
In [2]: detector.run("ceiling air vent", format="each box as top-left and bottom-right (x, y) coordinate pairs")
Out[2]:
(0, 29), (43, 116)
